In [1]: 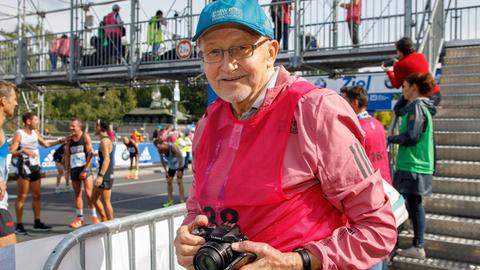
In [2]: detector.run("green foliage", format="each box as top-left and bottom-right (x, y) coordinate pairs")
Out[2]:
(45, 88), (136, 122)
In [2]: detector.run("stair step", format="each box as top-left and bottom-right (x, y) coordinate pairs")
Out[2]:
(446, 47), (480, 57)
(436, 146), (480, 162)
(420, 214), (480, 240)
(442, 64), (480, 75)
(436, 108), (480, 118)
(444, 55), (480, 65)
(433, 176), (480, 197)
(440, 83), (480, 95)
(440, 94), (480, 107)
(435, 160), (480, 179)
(392, 256), (480, 270)
(398, 232), (480, 264)
(424, 193), (480, 218)
(435, 132), (480, 146)
(441, 74), (480, 84)
(434, 119), (480, 132)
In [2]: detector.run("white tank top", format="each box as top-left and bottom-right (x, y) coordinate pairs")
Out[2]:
(18, 129), (40, 166)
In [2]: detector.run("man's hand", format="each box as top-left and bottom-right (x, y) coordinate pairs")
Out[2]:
(231, 241), (302, 270)
(0, 181), (6, 200)
(95, 176), (103, 187)
(174, 215), (208, 270)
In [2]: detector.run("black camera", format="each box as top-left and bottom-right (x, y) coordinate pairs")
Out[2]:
(192, 222), (256, 270)
(382, 59), (395, 67)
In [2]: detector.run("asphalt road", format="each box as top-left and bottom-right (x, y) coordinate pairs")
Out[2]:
(5, 167), (193, 243)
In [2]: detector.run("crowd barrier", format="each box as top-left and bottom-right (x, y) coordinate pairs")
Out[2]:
(0, 204), (187, 270)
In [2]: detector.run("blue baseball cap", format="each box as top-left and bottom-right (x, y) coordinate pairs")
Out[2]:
(193, 0), (274, 42)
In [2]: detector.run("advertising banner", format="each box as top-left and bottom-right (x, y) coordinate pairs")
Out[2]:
(37, 143), (162, 172)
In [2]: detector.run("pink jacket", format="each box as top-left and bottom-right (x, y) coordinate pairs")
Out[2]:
(49, 38), (62, 54)
(186, 66), (396, 269)
(58, 38), (70, 57)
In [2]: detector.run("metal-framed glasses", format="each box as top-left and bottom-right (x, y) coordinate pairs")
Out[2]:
(199, 39), (270, 63)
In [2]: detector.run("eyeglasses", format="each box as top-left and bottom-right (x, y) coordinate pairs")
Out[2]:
(199, 39), (270, 63)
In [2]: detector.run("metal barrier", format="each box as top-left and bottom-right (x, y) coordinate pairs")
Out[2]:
(43, 204), (187, 270)
(446, 3), (480, 41)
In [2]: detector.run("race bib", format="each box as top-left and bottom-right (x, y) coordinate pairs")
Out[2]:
(71, 152), (86, 168)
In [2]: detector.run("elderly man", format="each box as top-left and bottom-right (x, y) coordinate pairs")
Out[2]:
(174, 0), (397, 269)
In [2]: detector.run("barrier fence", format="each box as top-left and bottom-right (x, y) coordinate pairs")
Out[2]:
(42, 204), (187, 270)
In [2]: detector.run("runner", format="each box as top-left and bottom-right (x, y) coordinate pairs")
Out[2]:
(64, 118), (98, 229)
(10, 112), (65, 235)
(53, 144), (72, 194)
(123, 136), (139, 179)
(0, 81), (17, 247)
(154, 138), (184, 207)
(92, 119), (115, 221)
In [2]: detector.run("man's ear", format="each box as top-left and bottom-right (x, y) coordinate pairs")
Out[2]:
(266, 39), (279, 68)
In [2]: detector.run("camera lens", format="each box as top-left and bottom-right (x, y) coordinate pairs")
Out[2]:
(196, 253), (217, 270)
(194, 242), (234, 270)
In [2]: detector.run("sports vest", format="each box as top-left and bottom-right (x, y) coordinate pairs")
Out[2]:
(194, 81), (347, 252)
(396, 103), (434, 174)
(18, 129), (40, 166)
(69, 134), (87, 169)
(358, 113), (392, 184)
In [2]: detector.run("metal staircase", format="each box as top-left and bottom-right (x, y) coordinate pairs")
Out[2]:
(392, 45), (480, 270)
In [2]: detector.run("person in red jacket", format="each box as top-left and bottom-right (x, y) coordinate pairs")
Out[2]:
(382, 37), (441, 110)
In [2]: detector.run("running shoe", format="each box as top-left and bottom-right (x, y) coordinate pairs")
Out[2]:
(33, 221), (53, 231)
(15, 224), (28, 235)
(163, 200), (174, 208)
(55, 187), (62, 194)
(69, 217), (84, 229)
(91, 216), (100, 225)
(64, 185), (73, 192)
(396, 247), (426, 260)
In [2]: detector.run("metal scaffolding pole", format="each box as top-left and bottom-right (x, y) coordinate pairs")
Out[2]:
(332, 0), (338, 49)
(69, 0), (75, 81)
(129, 0), (138, 78)
(292, 0), (301, 68)
(405, 0), (413, 38)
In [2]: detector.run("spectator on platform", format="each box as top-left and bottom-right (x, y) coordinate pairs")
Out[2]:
(130, 128), (144, 144)
(58, 34), (70, 70)
(388, 73), (437, 260)
(48, 36), (62, 71)
(148, 10), (167, 55)
(340, 0), (362, 48)
(382, 37), (441, 114)
(270, 0), (293, 50)
(49, 34), (69, 70)
(174, 0), (396, 269)
(104, 4), (124, 63)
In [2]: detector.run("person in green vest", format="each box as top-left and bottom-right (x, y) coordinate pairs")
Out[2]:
(97, 20), (110, 65)
(388, 72), (437, 260)
(148, 10), (167, 55)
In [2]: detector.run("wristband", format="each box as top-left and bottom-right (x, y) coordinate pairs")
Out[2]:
(98, 172), (104, 177)
(295, 249), (311, 270)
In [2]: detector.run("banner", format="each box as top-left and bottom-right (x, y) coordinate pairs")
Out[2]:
(304, 72), (402, 111)
(37, 143), (162, 172)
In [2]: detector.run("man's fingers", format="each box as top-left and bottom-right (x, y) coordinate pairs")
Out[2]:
(232, 241), (269, 257)
(176, 225), (205, 246)
(189, 215), (209, 231)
